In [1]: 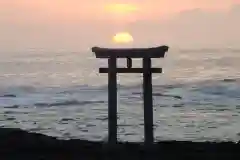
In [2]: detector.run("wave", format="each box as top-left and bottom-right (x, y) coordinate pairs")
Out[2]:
(178, 48), (240, 53)
(0, 77), (239, 91)
(131, 92), (182, 100)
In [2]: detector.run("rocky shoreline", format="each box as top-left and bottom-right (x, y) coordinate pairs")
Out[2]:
(0, 127), (240, 160)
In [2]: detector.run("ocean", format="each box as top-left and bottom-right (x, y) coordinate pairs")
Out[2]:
(0, 48), (240, 142)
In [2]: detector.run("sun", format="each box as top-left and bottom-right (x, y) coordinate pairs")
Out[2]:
(112, 32), (134, 44)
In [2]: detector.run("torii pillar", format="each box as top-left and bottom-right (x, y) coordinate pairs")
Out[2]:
(92, 45), (169, 146)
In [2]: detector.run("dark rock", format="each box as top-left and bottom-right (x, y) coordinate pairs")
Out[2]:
(4, 105), (19, 109)
(0, 94), (17, 98)
(222, 79), (237, 82)
(153, 93), (182, 100)
(173, 95), (182, 99)
(60, 118), (74, 122)
(172, 104), (184, 108)
(160, 105), (168, 107)
(5, 117), (15, 121)
(96, 116), (108, 121)
(0, 127), (240, 160)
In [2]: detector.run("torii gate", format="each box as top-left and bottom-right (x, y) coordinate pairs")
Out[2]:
(92, 45), (169, 145)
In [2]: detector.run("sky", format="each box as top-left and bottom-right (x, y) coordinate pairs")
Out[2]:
(0, 0), (240, 51)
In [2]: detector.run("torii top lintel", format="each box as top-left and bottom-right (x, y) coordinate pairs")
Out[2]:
(92, 45), (169, 58)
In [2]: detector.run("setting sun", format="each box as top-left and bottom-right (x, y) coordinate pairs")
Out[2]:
(112, 32), (134, 44)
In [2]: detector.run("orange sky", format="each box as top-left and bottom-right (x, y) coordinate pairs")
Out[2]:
(1, 0), (239, 21)
(0, 0), (240, 50)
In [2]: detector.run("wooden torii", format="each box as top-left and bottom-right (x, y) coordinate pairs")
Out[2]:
(92, 45), (169, 145)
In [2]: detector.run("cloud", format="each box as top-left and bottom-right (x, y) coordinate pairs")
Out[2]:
(126, 4), (240, 48)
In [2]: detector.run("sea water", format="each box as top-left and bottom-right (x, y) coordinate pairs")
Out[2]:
(0, 49), (240, 142)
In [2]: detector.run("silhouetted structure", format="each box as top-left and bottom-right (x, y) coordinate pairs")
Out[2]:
(92, 45), (169, 145)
